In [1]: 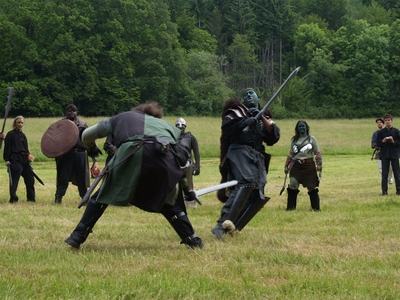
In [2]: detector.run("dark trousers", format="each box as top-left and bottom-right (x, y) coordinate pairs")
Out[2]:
(9, 161), (35, 201)
(56, 151), (87, 197)
(381, 159), (400, 194)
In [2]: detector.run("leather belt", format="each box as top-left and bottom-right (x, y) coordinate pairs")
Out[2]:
(296, 158), (313, 164)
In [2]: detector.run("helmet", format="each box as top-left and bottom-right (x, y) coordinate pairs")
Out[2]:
(175, 118), (187, 131)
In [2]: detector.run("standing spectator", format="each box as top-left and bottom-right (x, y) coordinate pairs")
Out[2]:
(3, 116), (36, 203)
(90, 160), (101, 178)
(64, 102), (203, 250)
(212, 88), (280, 239)
(175, 117), (201, 208)
(371, 118), (393, 184)
(377, 114), (400, 196)
(54, 104), (100, 204)
(284, 120), (322, 211)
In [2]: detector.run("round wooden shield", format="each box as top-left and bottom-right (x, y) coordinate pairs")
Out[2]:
(41, 119), (79, 158)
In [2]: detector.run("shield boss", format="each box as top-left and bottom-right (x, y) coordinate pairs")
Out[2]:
(41, 119), (79, 158)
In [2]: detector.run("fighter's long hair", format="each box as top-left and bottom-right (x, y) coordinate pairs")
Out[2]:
(132, 101), (164, 119)
(292, 120), (310, 142)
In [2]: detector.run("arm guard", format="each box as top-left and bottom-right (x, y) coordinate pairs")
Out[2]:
(191, 135), (200, 165)
(81, 118), (112, 149)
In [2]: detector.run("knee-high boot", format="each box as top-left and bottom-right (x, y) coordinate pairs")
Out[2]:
(161, 203), (203, 249)
(286, 188), (299, 211)
(64, 198), (108, 249)
(308, 188), (321, 211)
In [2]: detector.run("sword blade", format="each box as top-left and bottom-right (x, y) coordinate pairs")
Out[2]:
(243, 67), (300, 133)
(195, 180), (238, 197)
(7, 164), (12, 187)
(279, 173), (288, 195)
(29, 165), (45, 185)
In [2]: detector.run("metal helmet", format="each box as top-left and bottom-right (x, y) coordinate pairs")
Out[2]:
(175, 117), (187, 131)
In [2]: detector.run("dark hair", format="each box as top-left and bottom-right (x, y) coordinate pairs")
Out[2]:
(375, 118), (384, 123)
(292, 120), (310, 142)
(132, 101), (163, 119)
(66, 104), (77, 112)
(383, 114), (393, 120)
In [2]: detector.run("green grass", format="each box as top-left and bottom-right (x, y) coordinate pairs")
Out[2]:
(1, 117), (400, 299)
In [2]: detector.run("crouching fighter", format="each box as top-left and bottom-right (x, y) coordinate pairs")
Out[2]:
(64, 102), (203, 249)
(212, 89), (280, 239)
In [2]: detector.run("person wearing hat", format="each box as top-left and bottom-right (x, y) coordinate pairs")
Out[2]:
(54, 104), (100, 204)
(175, 117), (201, 208)
(371, 117), (393, 185)
(212, 88), (280, 239)
(3, 116), (36, 203)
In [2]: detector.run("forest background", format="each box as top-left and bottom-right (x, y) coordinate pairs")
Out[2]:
(1, 0), (400, 119)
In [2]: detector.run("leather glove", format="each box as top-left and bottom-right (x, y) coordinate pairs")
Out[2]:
(104, 142), (116, 156)
(193, 165), (200, 176)
(248, 107), (259, 117)
(241, 117), (257, 128)
(87, 144), (103, 158)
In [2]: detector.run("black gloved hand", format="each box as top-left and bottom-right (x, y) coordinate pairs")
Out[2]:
(87, 144), (103, 158)
(193, 165), (200, 176)
(248, 107), (259, 117)
(103, 142), (116, 156)
(241, 117), (258, 128)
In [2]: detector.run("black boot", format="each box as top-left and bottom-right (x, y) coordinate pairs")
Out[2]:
(55, 195), (63, 204)
(65, 199), (108, 249)
(286, 188), (299, 211)
(308, 188), (321, 211)
(220, 184), (254, 234)
(234, 195), (270, 231)
(161, 204), (203, 249)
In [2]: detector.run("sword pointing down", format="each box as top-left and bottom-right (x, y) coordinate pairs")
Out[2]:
(29, 164), (45, 186)
(279, 173), (288, 196)
(7, 164), (12, 187)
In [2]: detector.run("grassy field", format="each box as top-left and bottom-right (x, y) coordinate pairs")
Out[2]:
(1, 116), (400, 299)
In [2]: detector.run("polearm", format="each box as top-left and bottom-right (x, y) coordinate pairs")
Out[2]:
(243, 67), (300, 133)
(0, 87), (14, 149)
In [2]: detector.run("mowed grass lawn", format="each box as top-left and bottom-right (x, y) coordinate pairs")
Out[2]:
(1, 116), (399, 299)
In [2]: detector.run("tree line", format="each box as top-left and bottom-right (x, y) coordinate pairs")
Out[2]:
(0, 0), (399, 118)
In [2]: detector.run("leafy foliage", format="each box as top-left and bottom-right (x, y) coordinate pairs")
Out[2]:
(0, 0), (399, 118)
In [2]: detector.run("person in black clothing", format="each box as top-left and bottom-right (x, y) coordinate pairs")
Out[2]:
(371, 118), (393, 184)
(212, 89), (280, 239)
(3, 116), (36, 203)
(55, 104), (100, 204)
(377, 114), (400, 196)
